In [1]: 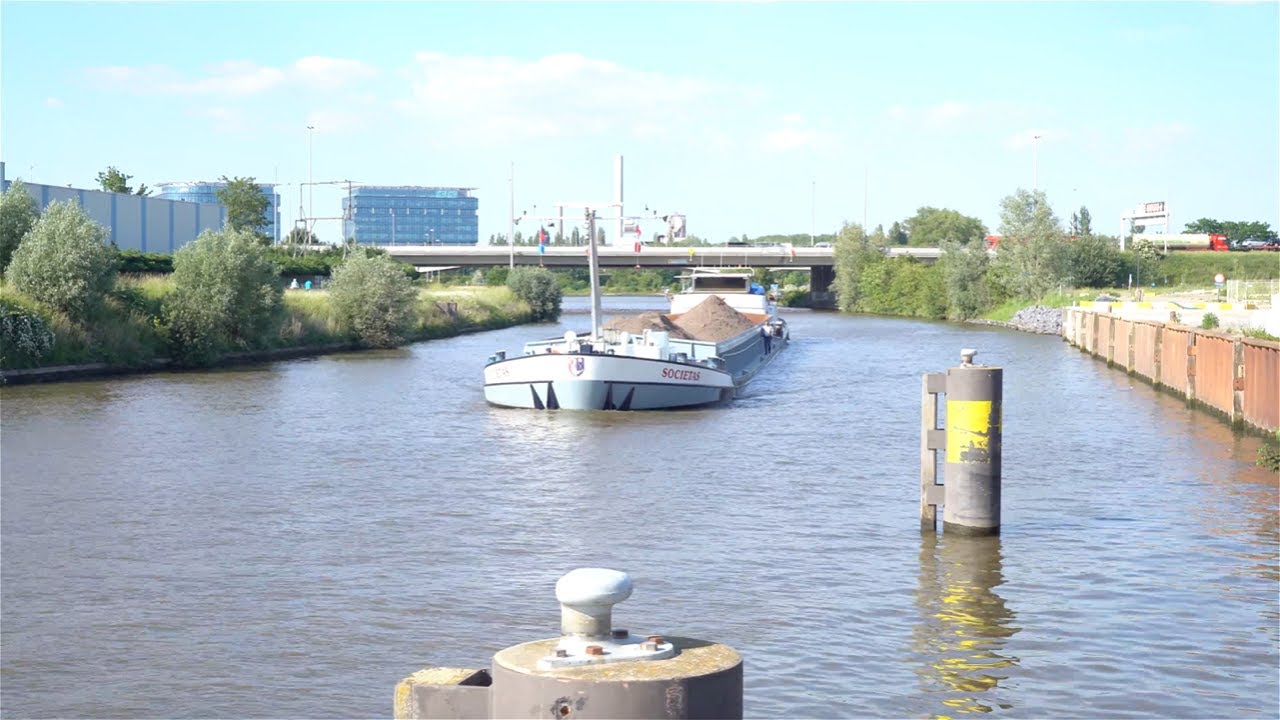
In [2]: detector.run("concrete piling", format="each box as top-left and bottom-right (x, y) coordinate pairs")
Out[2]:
(394, 568), (743, 720)
(921, 349), (1004, 535)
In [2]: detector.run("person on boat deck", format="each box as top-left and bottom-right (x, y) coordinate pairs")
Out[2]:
(761, 324), (772, 354)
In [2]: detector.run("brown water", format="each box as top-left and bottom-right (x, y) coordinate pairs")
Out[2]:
(2, 297), (1276, 718)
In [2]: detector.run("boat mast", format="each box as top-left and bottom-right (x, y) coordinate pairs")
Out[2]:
(586, 208), (602, 340)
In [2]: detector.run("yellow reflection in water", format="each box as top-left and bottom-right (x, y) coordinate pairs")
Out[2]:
(913, 533), (1020, 717)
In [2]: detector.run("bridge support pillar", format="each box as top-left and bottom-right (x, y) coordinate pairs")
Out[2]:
(809, 265), (835, 309)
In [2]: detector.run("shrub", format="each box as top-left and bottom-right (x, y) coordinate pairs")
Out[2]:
(0, 179), (39, 274)
(0, 296), (55, 368)
(1259, 433), (1280, 473)
(117, 250), (174, 274)
(163, 227), (282, 365)
(506, 267), (562, 321)
(1200, 312), (1220, 329)
(1066, 235), (1124, 288)
(328, 251), (419, 348)
(7, 200), (117, 320)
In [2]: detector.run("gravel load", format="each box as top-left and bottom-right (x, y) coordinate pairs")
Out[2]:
(673, 295), (759, 342)
(603, 312), (692, 339)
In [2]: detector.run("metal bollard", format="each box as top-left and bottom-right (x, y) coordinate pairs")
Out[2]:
(921, 349), (1004, 535)
(394, 568), (743, 720)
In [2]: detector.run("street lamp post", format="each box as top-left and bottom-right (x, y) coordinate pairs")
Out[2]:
(306, 125), (315, 236)
(1033, 134), (1042, 192)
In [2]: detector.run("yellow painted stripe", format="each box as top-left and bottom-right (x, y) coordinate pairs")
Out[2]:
(1078, 300), (1095, 308)
(1137, 302), (1153, 309)
(946, 400), (998, 464)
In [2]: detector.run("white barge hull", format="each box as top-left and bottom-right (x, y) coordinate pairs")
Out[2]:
(483, 353), (734, 411)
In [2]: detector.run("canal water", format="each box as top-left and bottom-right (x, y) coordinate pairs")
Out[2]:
(2, 297), (1276, 718)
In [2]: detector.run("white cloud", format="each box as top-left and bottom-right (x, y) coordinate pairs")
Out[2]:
(45, 97), (63, 108)
(85, 56), (375, 96)
(293, 56), (377, 89)
(186, 106), (249, 134)
(759, 114), (838, 153)
(394, 51), (721, 143)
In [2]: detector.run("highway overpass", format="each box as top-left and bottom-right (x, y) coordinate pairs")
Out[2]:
(381, 244), (942, 269)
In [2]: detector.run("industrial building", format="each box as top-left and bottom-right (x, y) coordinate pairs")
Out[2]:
(154, 180), (281, 244)
(342, 186), (479, 246)
(0, 162), (225, 253)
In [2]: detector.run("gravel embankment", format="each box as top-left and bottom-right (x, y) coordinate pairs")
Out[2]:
(968, 305), (1063, 335)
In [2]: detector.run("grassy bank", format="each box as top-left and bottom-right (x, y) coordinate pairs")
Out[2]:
(1, 276), (532, 372)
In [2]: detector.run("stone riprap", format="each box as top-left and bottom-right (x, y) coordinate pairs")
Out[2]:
(968, 305), (1063, 335)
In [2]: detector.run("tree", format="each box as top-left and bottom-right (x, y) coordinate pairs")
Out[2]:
(506, 267), (562, 321)
(888, 221), (908, 245)
(939, 238), (990, 320)
(164, 226), (282, 365)
(989, 189), (1066, 301)
(1069, 205), (1093, 237)
(0, 179), (39, 274)
(7, 201), (117, 320)
(285, 227), (319, 245)
(328, 251), (419, 348)
(831, 222), (883, 312)
(1183, 218), (1277, 243)
(902, 207), (987, 247)
(215, 175), (270, 242)
(96, 166), (150, 196)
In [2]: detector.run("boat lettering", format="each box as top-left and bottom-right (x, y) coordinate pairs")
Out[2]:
(661, 367), (701, 381)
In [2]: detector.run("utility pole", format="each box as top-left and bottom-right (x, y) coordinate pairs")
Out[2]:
(863, 166), (868, 231)
(508, 161), (515, 268)
(810, 177), (815, 246)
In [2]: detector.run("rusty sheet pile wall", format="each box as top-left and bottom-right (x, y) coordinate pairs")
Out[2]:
(1243, 341), (1280, 432)
(1114, 319), (1133, 372)
(1061, 307), (1279, 433)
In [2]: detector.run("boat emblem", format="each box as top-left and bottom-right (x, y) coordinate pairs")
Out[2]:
(568, 356), (585, 376)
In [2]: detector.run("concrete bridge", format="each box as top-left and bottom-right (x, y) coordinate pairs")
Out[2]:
(382, 244), (940, 271)
(380, 245), (942, 309)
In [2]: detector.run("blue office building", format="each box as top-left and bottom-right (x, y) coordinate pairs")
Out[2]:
(342, 186), (478, 245)
(155, 181), (281, 243)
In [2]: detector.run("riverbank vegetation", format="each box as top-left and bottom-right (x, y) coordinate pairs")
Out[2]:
(0, 195), (551, 372)
(832, 189), (1280, 321)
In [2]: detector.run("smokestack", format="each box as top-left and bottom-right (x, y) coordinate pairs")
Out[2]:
(614, 155), (624, 247)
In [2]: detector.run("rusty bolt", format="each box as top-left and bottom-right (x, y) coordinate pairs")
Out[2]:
(612, 628), (629, 639)
(646, 635), (665, 644)
(585, 645), (605, 656)
(555, 649), (568, 658)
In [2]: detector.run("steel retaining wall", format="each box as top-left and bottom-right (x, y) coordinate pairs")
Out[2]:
(1062, 307), (1279, 434)
(1133, 322), (1160, 382)
(1243, 340), (1280, 431)
(1114, 319), (1134, 372)
(1160, 327), (1191, 396)
(1195, 333), (1236, 418)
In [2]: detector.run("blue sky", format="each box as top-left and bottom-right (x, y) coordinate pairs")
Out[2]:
(3, 1), (1277, 244)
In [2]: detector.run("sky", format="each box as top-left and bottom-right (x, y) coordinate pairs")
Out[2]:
(2, 1), (1278, 245)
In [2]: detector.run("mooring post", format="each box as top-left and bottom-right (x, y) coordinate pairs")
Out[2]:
(394, 568), (743, 720)
(942, 349), (1003, 536)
